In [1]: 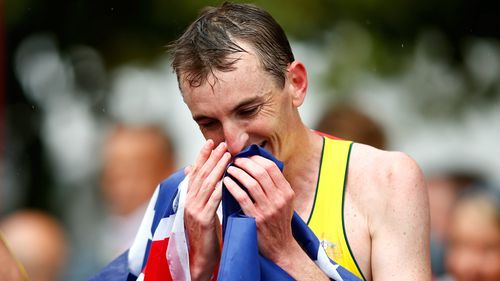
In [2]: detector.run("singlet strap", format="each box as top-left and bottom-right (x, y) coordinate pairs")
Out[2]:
(308, 137), (365, 280)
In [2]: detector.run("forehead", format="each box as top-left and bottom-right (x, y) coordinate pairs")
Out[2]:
(450, 200), (500, 239)
(179, 50), (278, 111)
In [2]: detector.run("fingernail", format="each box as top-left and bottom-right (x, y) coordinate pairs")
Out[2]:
(204, 139), (213, 148)
(217, 142), (227, 150)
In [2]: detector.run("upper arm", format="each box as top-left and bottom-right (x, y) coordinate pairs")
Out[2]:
(370, 152), (431, 281)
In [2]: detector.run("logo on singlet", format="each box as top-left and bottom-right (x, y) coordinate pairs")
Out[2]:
(320, 239), (336, 250)
(320, 239), (342, 260)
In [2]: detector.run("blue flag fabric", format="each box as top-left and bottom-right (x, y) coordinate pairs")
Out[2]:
(217, 144), (361, 281)
(90, 145), (362, 281)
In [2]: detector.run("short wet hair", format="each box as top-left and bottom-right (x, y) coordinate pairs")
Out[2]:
(169, 2), (294, 89)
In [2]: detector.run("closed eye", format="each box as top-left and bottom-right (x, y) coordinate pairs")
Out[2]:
(237, 105), (262, 118)
(197, 119), (220, 130)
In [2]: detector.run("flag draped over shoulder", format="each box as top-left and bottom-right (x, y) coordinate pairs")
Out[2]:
(218, 145), (361, 281)
(90, 145), (361, 281)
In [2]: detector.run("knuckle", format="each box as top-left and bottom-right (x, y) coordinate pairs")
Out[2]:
(274, 199), (286, 210)
(241, 194), (252, 205)
(200, 181), (210, 192)
(239, 196), (254, 211)
(247, 179), (259, 191)
(261, 207), (273, 219)
(198, 167), (210, 179)
(284, 189), (295, 201)
(184, 208), (196, 219)
(232, 191), (245, 203)
(254, 214), (264, 225)
(254, 168), (266, 179)
(263, 161), (275, 172)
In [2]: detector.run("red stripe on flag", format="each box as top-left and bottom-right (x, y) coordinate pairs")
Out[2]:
(142, 238), (173, 281)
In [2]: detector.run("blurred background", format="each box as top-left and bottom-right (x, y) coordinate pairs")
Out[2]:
(2, 0), (500, 280)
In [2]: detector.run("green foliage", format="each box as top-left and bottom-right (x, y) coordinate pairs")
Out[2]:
(6, 0), (500, 108)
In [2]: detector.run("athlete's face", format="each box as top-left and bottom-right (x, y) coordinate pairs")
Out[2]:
(446, 201), (500, 281)
(180, 45), (303, 161)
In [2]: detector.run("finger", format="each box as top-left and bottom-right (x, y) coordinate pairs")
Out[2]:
(233, 157), (275, 196)
(248, 156), (289, 192)
(192, 139), (215, 174)
(197, 151), (231, 200)
(226, 165), (268, 204)
(223, 176), (257, 217)
(205, 180), (223, 215)
(195, 142), (227, 185)
(189, 141), (223, 196)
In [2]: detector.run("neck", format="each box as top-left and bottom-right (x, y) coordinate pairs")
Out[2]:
(282, 126), (324, 218)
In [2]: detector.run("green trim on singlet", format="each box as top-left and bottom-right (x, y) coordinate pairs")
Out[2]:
(306, 137), (325, 225)
(307, 136), (365, 280)
(341, 142), (367, 281)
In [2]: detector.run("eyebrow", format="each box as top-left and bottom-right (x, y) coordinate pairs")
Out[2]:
(192, 94), (267, 123)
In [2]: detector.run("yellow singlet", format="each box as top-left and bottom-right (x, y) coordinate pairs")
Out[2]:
(307, 136), (366, 280)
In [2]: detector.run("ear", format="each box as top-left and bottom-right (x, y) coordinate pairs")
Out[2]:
(287, 61), (308, 107)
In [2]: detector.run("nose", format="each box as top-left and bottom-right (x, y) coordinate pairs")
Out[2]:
(223, 121), (248, 156)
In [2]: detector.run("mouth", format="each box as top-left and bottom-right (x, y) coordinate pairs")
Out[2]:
(259, 141), (267, 148)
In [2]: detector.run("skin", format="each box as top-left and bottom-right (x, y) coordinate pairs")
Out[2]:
(0, 234), (28, 281)
(180, 42), (430, 281)
(446, 199), (500, 281)
(101, 126), (176, 216)
(0, 210), (67, 281)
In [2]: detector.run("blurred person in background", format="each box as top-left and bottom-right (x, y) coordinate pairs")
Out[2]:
(315, 103), (387, 149)
(0, 209), (68, 281)
(426, 171), (484, 277)
(96, 124), (177, 264)
(438, 184), (500, 281)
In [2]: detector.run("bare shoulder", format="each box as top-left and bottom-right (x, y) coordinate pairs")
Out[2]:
(343, 143), (431, 280)
(347, 143), (428, 228)
(349, 143), (425, 192)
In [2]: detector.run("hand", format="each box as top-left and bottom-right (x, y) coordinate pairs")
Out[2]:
(184, 140), (231, 281)
(223, 155), (296, 263)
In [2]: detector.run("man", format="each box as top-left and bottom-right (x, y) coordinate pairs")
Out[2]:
(98, 124), (177, 263)
(94, 2), (430, 281)
(0, 209), (68, 281)
(441, 185), (500, 281)
(426, 171), (483, 276)
(173, 3), (430, 280)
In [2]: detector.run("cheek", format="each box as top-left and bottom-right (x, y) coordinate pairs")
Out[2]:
(246, 118), (278, 136)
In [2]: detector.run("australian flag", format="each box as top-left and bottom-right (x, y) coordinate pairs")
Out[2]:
(90, 145), (361, 281)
